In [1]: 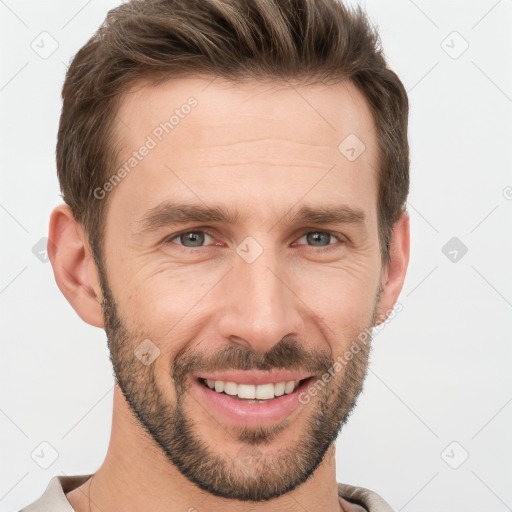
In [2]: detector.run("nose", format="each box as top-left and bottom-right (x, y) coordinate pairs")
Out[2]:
(216, 245), (305, 353)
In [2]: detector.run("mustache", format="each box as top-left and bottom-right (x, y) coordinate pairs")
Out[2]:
(170, 336), (335, 387)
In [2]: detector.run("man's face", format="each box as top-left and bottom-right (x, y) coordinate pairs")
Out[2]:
(97, 77), (385, 501)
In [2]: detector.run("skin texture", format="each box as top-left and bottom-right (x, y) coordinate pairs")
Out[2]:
(49, 77), (410, 511)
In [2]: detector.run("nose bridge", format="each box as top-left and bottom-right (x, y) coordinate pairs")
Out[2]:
(217, 240), (303, 351)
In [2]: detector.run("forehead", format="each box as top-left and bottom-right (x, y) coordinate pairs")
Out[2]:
(108, 76), (379, 229)
(116, 76), (376, 152)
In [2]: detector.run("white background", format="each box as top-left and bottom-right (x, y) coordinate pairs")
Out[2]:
(1, 1), (511, 510)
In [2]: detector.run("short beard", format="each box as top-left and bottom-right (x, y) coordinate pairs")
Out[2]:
(96, 256), (378, 502)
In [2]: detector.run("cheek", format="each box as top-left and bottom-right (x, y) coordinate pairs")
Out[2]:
(291, 257), (380, 341)
(109, 257), (226, 339)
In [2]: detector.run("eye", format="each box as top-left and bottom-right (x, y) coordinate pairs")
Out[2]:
(166, 230), (216, 248)
(164, 229), (345, 252)
(294, 231), (345, 252)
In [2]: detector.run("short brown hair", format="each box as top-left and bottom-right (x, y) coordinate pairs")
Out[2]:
(57, 0), (409, 265)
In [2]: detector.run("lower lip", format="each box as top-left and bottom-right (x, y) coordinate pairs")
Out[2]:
(192, 377), (313, 427)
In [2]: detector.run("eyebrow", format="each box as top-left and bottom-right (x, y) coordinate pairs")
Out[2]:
(134, 201), (366, 234)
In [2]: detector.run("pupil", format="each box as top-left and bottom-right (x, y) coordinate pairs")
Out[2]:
(182, 231), (204, 247)
(308, 232), (329, 246)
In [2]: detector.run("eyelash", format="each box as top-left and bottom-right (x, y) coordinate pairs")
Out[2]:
(164, 229), (346, 253)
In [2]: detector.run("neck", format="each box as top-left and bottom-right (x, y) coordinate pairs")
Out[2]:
(67, 386), (342, 512)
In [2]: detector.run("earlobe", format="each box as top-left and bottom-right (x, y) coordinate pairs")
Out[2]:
(48, 204), (105, 328)
(374, 210), (410, 326)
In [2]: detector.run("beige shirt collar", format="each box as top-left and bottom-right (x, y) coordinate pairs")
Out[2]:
(20, 474), (396, 512)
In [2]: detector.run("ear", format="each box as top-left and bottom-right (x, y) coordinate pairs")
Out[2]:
(374, 210), (410, 326)
(48, 204), (105, 328)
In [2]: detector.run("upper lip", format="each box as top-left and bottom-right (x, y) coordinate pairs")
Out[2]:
(195, 370), (312, 386)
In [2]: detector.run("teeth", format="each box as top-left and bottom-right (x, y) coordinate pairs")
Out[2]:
(255, 383), (274, 400)
(274, 382), (285, 396)
(204, 379), (301, 399)
(238, 384), (256, 399)
(284, 381), (296, 394)
(223, 382), (238, 396)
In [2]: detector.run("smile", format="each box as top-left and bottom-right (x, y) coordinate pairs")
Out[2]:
(202, 378), (303, 401)
(192, 374), (314, 426)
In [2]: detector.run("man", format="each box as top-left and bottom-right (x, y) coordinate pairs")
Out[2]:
(21, 0), (410, 510)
